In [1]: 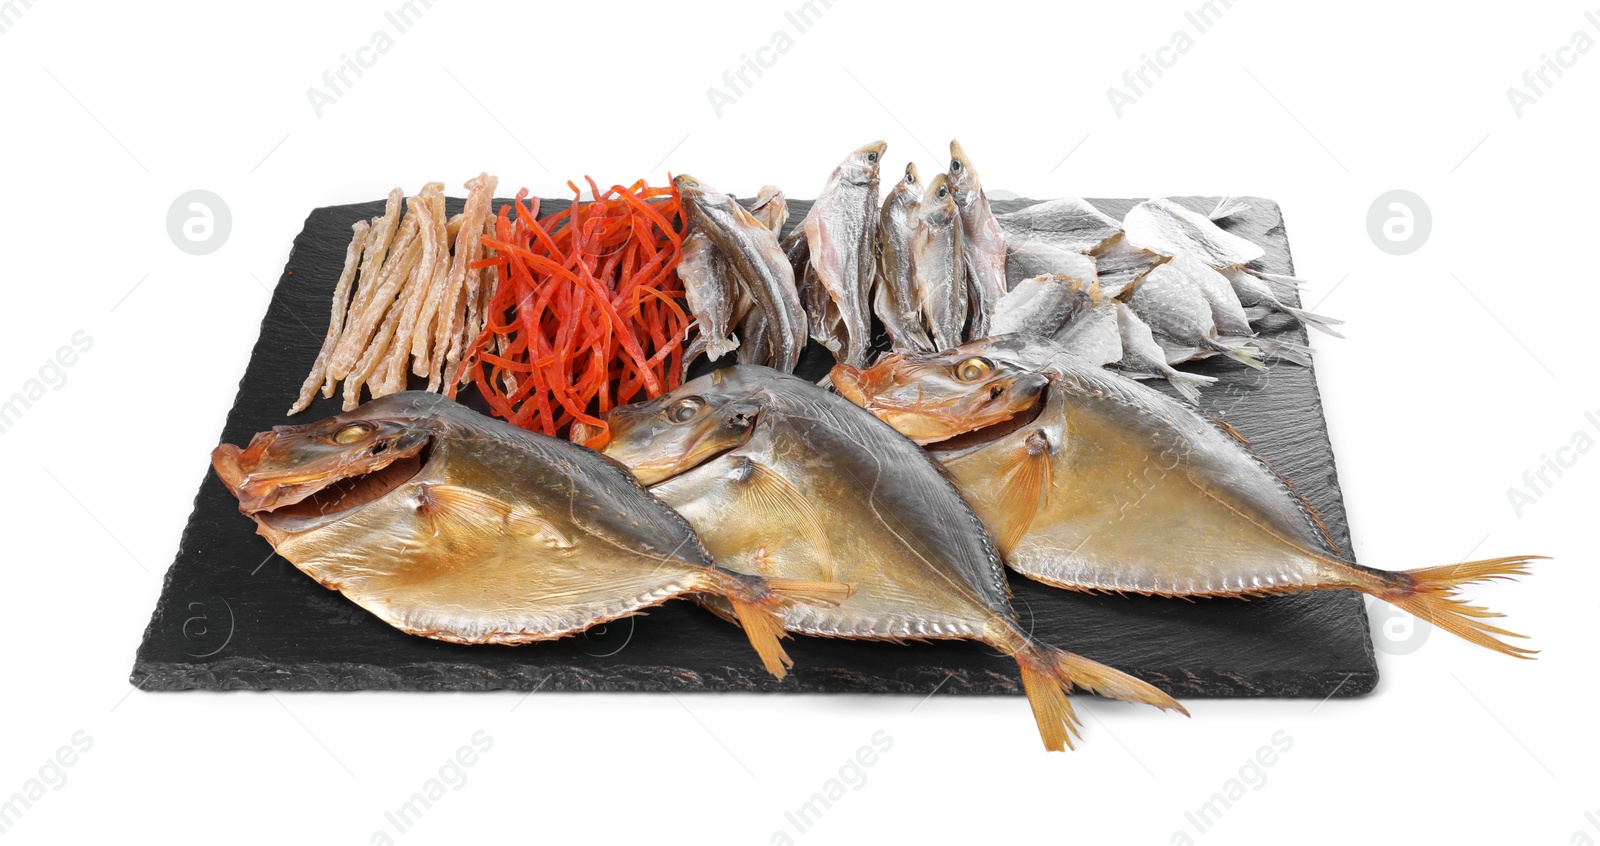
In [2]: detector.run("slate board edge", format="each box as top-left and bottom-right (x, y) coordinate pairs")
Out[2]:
(130, 195), (1378, 700)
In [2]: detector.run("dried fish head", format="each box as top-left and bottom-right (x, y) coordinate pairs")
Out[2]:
(831, 338), (1048, 445)
(601, 371), (762, 485)
(213, 393), (437, 525)
(840, 140), (887, 184)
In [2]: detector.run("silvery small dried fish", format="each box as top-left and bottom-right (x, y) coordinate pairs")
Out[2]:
(913, 174), (967, 351)
(874, 163), (933, 352)
(1123, 197), (1265, 268)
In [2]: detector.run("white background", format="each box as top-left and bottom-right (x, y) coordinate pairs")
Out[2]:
(2, 1), (1595, 843)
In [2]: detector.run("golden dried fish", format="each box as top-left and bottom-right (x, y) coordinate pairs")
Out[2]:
(833, 336), (1541, 658)
(212, 392), (847, 677)
(601, 366), (1185, 751)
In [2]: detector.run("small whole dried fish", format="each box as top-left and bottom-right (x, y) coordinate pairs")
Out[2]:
(913, 174), (967, 351)
(1113, 300), (1216, 402)
(874, 163), (933, 352)
(990, 271), (1097, 340)
(833, 336), (1541, 658)
(1128, 262), (1263, 369)
(602, 366), (1185, 751)
(995, 196), (1124, 255)
(1223, 267), (1344, 337)
(677, 175), (807, 373)
(801, 141), (886, 367)
(747, 185), (788, 234)
(948, 140), (1008, 340)
(679, 229), (740, 362)
(1123, 197), (1265, 268)
(214, 392), (847, 676)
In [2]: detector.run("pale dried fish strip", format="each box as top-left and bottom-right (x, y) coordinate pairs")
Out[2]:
(409, 184), (452, 374)
(342, 189), (405, 349)
(342, 230), (425, 408)
(438, 174), (497, 392)
(386, 191), (444, 393)
(330, 212), (421, 380)
(290, 219), (370, 415)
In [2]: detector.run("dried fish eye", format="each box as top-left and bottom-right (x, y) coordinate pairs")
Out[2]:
(937, 185), (948, 199)
(904, 172), (915, 185)
(333, 422), (373, 444)
(955, 357), (992, 382)
(668, 397), (705, 423)
(950, 158), (962, 173)
(866, 151), (878, 163)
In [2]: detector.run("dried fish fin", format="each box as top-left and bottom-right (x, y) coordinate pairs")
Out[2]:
(291, 219), (370, 415)
(996, 431), (1052, 557)
(1005, 632), (1186, 752)
(698, 568), (853, 680)
(1329, 557), (1542, 659)
(1224, 268), (1346, 338)
(417, 483), (573, 547)
(732, 457), (835, 581)
(1209, 196), (1251, 220)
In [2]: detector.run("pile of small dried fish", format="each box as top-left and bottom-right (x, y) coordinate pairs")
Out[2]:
(674, 140), (1343, 402)
(989, 194), (1345, 400)
(292, 176), (500, 414)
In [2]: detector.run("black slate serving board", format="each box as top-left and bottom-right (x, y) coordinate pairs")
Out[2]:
(131, 195), (1377, 699)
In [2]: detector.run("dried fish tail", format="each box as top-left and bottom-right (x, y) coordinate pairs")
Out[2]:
(1321, 556), (1543, 658)
(990, 623), (1187, 752)
(697, 568), (853, 681)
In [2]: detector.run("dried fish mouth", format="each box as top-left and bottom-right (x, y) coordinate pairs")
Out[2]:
(925, 384), (1047, 456)
(252, 442), (430, 534)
